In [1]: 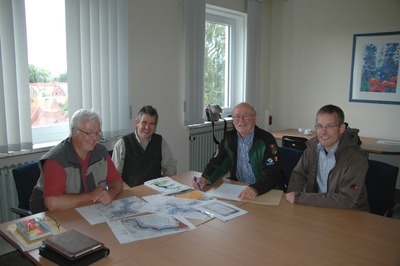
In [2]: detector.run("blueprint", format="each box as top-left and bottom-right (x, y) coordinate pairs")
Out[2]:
(141, 194), (209, 220)
(76, 196), (148, 225)
(107, 213), (196, 243)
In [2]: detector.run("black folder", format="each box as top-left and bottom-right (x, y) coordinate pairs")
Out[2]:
(39, 245), (110, 266)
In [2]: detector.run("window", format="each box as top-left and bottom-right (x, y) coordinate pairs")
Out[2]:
(0, 0), (129, 153)
(184, 0), (260, 126)
(204, 5), (246, 115)
(25, 0), (69, 145)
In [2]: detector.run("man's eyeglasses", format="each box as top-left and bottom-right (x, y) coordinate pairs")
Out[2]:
(76, 128), (103, 138)
(233, 114), (254, 121)
(314, 124), (340, 131)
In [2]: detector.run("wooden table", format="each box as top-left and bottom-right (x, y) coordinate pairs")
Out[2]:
(1, 171), (400, 265)
(272, 128), (400, 155)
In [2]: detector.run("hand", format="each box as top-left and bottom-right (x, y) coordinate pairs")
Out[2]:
(192, 176), (207, 191)
(91, 186), (113, 204)
(285, 192), (296, 204)
(238, 186), (258, 201)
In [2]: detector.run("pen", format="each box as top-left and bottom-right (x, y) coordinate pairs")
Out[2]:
(193, 176), (202, 191)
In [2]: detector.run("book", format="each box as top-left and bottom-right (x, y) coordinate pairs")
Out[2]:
(42, 229), (104, 261)
(144, 177), (191, 195)
(39, 245), (110, 266)
(15, 218), (53, 242)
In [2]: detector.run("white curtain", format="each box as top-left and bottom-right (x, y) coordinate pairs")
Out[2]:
(0, 0), (129, 153)
(184, 0), (206, 126)
(246, 0), (262, 112)
(0, 0), (32, 153)
(65, 0), (129, 138)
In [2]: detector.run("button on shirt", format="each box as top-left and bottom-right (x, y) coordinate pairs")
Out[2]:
(236, 131), (256, 184)
(317, 142), (338, 193)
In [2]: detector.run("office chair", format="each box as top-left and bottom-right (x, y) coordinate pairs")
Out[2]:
(279, 147), (304, 192)
(11, 161), (41, 217)
(365, 159), (399, 217)
(282, 135), (308, 151)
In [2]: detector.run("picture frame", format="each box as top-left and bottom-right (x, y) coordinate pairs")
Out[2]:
(349, 31), (400, 105)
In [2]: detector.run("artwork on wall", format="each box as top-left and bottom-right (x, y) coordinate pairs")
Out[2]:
(349, 31), (400, 105)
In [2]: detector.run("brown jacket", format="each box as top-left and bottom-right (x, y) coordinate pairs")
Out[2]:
(287, 128), (369, 211)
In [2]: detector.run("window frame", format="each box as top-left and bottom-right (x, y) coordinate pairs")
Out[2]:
(205, 4), (247, 117)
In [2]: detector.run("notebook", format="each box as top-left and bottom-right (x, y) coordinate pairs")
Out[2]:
(42, 229), (104, 260)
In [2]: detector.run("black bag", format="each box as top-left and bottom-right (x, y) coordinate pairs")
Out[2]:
(204, 104), (227, 145)
(204, 104), (222, 122)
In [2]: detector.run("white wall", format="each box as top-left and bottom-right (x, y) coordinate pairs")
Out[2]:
(268, 0), (400, 187)
(128, 0), (188, 172)
(269, 0), (400, 139)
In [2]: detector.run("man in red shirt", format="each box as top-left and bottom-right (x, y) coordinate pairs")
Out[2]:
(30, 109), (122, 213)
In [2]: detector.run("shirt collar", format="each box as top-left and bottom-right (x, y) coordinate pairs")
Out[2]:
(317, 142), (339, 155)
(237, 130), (255, 144)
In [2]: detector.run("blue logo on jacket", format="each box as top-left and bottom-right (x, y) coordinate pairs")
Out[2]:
(266, 158), (274, 166)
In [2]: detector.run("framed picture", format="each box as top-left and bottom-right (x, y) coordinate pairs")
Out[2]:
(349, 31), (400, 105)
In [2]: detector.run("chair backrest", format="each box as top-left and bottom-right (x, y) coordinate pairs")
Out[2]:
(365, 159), (399, 216)
(282, 135), (308, 151)
(279, 146), (304, 192)
(12, 161), (41, 211)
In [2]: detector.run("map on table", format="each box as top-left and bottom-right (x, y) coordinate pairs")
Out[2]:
(107, 213), (196, 243)
(76, 196), (147, 225)
(141, 194), (212, 220)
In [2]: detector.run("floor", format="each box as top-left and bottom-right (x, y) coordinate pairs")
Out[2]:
(0, 237), (33, 266)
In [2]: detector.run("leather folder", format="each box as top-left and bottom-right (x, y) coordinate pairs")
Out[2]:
(39, 245), (110, 266)
(41, 229), (105, 261)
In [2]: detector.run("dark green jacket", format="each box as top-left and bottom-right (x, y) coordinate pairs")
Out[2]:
(202, 126), (281, 195)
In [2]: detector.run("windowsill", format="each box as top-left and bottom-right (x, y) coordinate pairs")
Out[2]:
(188, 117), (233, 129)
(188, 118), (233, 134)
(0, 136), (122, 166)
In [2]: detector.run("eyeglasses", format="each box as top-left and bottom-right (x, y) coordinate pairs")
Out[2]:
(76, 128), (103, 138)
(314, 124), (340, 130)
(233, 114), (254, 121)
(28, 217), (61, 232)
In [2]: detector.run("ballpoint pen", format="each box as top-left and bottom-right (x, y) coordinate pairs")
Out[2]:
(193, 177), (203, 191)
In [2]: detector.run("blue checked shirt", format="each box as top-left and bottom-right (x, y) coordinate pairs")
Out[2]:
(317, 142), (338, 193)
(236, 131), (256, 184)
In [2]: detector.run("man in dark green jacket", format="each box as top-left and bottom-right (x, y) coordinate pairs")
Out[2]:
(193, 102), (281, 201)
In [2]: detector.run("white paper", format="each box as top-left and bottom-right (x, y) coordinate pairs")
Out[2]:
(194, 200), (248, 222)
(206, 183), (247, 201)
(76, 196), (147, 225)
(144, 177), (191, 195)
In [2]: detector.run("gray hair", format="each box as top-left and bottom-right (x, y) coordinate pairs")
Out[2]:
(136, 105), (159, 125)
(70, 109), (102, 136)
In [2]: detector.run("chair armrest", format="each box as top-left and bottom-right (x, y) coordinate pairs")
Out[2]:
(10, 207), (32, 217)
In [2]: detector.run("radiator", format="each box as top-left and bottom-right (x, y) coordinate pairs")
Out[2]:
(189, 121), (233, 172)
(0, 166), (19, 223)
